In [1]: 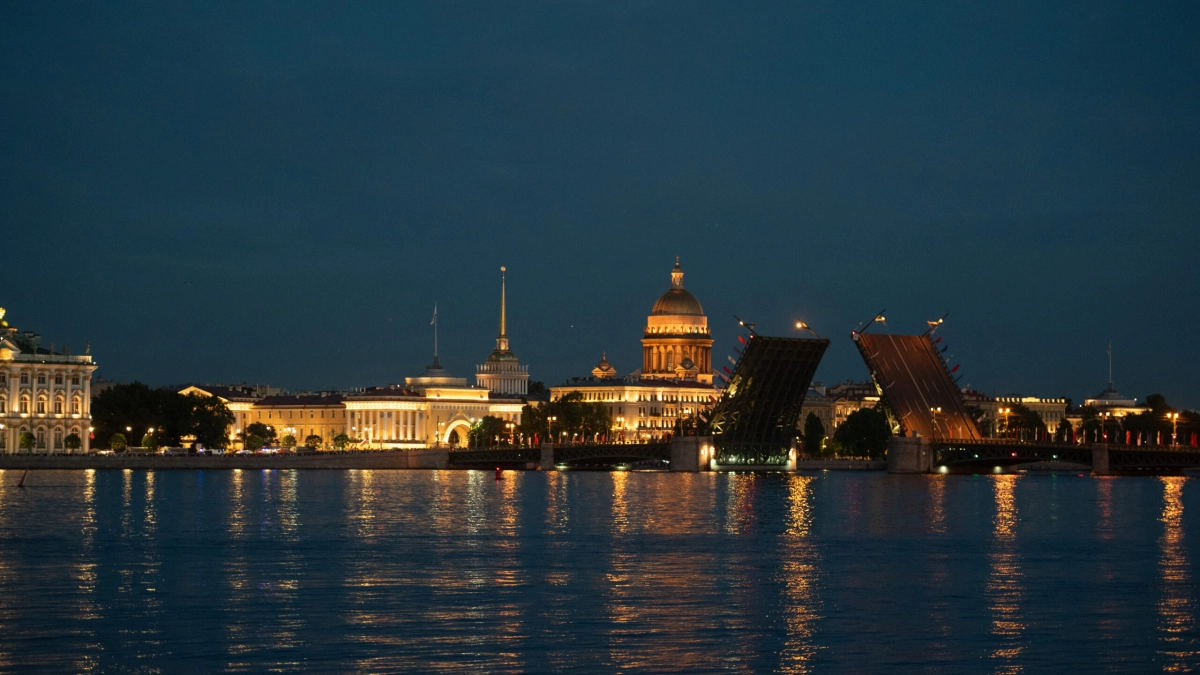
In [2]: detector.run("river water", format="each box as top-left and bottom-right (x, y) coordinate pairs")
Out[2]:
(0, 469), (1196, 673)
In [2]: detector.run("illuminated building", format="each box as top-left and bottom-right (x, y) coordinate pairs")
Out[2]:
(641, 258), (714, 384)
(475, 266), (529, 396)
(550, 259), (720, 441)
(0, 307), (97, 453)
(182, 357), (523, 450)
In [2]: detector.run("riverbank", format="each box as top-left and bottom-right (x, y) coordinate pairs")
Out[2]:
(0, 449), (450, 471)
(796, 459), (887, 471)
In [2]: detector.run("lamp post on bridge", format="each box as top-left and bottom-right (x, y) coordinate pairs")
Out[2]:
(1168, 412), (1180, 449)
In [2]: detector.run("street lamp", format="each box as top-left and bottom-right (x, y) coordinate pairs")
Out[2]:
(999, 408), (1011, 439)
(1168, 412), (1180, 448)
(616, 416), (624, 443)
(547, 415), (557, 445)
(930, 407), (942, 439)
(795, 321), (823, 339)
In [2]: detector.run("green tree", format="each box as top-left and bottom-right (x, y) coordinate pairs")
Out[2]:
(304, 434), (322, 449)
(832, 408), (891, 459)
(333, 433), (350, 450)
(18, 432), (36, 453)
(802, 413), (826, 457)
(109, 432), (127, 452)
(142, 433), (158, 451)
(518, 391), (613, 443)
(281, 434), (297, 448)
(187, 394), (235, 449)
(244, 434), (265, 451)
(245, 422), (277, 444)
(469, 416), (509, 447)
(1054, 418), (1073, 443)
(526, 380), (549, 401)
(1005, 403), (1047, 440)
(64, 433), (82, 452)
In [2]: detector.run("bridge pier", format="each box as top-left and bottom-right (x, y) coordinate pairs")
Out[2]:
(1091, 444), (1110, 476)
(669, 436), (713, 472)
(540, 442), (555, 471)
(887, 436), (933, 473)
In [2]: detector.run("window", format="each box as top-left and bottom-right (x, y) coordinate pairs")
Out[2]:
(19, 396), (29, 414)
(20, 374), (29, 385)
(0, 398), (5, 414)
(72, 397), (81, 415)
(54, 374), (63, 385)
(310, 411), (314, 418)
(37, 374), (46, 385)
(36, 397), (46, 414)
(54, 398), (63, 414)
(0, 374), (6, 385)
(71, 375), (80, 386)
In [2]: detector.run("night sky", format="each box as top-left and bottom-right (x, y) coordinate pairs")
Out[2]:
(3, 3), (1197, 407)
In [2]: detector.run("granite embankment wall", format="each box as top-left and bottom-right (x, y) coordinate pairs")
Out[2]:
(795, 459), (887, 471)
(0, 449), (451, 471)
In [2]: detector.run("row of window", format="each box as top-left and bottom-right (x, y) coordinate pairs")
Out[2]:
(0, 395), (83, 415)
(0, 373), (83, 386)
(255, 409), (346, 420)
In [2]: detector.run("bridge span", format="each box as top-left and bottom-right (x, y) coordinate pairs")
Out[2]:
(889, 437), (1200, 475)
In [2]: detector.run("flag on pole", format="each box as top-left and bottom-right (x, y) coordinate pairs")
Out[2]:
(737, 335), (747, 345)
(950, 364), (960, 373)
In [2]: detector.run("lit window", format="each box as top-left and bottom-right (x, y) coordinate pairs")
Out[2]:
(54, 399), (63, 414)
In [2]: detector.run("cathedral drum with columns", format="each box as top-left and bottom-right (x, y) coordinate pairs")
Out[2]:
(641, 258), (713, 384)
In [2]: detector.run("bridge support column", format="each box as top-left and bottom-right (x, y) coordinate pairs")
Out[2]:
(1091, 444), (1110, 476)
(670, 436), (713, 472)
(887, 436), (933, 473)
(540, 442), (555, 471)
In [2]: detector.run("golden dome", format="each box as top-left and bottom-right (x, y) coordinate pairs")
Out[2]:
(651, 258), (704, 316)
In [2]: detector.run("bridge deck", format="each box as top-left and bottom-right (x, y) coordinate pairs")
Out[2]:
(855, 332), (981, 441)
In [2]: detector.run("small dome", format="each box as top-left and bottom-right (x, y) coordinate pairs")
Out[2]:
(651, 257), (704, 316)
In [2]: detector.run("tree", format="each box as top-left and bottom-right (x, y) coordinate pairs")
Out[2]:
(244, 434), (264, 451)
(64, 433), (82, 452)
(281, 434), (297, 448)
(469, 416), (510, 447)
(1054, 418), (1073, 443)
(142, 434), (158, 451)
(1006, 403), (1047, 440)
(526, 380), (549, 401)
(245, 422), (277, 445)
(91, 383), (236, 449)
(187, 394), (235, 449)
(18, 432), (35, 453)
(802, 413), (826, 457)
(518, 391), (613, 443)
(304, 434), (322, 449)
(1079, 406), (1102, 443)
(109, 432), (127, 452)
(333, 433), (350, 450)
(832, 408), (891, 459)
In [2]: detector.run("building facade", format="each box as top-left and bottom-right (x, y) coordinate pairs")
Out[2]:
(182, 361), (524, 450)
(550, 258), (721, 441)
(476, 266), (529, 396)
(0, 308), (97, 453)
(641, 258), (714, 384)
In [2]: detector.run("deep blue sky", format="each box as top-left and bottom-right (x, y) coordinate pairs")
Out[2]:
(2, 3), (1197, 407)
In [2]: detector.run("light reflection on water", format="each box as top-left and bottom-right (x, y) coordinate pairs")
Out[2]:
(0, 471), (1197, 672)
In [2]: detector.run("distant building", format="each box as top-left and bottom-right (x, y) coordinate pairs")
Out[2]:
(0, 307), (98, 453)
(641, 258), (714, 384)
(476, 267), (529, 397)
(961, 390), (1069, 435)
(550, 259), (720, 441)
(799, 381), (880, 435)
(182, 357), (523, 450)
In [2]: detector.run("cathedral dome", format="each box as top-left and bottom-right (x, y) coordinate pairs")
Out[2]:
(650, 258), (704, 316)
